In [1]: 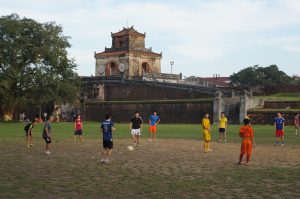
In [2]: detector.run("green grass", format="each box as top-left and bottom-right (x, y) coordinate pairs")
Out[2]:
(0, 122), (299, 145)
(1, 122), (300, 199)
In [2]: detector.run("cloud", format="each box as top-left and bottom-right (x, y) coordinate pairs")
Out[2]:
(1, 0), (300, 76)
(261, 36), (300, 53)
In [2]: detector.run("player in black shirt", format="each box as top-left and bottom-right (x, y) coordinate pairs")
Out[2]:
(24, 120), (37, 147)
(130, 111), (143, 147)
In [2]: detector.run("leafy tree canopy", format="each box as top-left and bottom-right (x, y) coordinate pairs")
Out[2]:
(230, 65), (292, 87)
(0, 13), (80, 118)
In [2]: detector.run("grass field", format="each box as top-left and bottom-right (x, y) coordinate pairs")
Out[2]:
(1, 122), (300, 199)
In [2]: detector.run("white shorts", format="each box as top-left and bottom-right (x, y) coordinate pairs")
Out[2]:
(131, 129), (141, 136)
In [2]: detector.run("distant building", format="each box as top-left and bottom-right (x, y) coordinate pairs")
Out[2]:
(94, 26), (162, 78)
(201, 75), (231, 87)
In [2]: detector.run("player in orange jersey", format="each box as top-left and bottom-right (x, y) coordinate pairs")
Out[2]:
(238, 118), (256, 166)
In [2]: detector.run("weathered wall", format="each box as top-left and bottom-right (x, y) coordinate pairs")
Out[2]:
(84, 100), (213, 124)
(264, 85), (300, 95)
(247, 111), (299, 125)
(264, 101), (300, 109)
(103, 82), (212, 101)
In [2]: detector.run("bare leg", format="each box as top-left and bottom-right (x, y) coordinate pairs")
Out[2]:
(26, 136), (29, 147)
(107, 149), (113, 159)
(131, 134), (136, 144)
(219, 133), (222, 142)
(136, 135), (140, 145)
(153, 133), (156, 141)
(101, 148), (107, 162)
(79, 135), (83, 142)
(224, 132), (227, 141)
(73, 135), (76, 143)
(238, 154), (243, 164)
(46, 143), (51, 152)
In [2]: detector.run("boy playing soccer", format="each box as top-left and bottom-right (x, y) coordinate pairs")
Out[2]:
(148, 111), (160, 142)
(238, 118), (256, 166)
(202, 113), (212, 153)
(130, 111), (143, 147)
(100, 113), (116, 164)
(218, 112), (228, 143)
(24, 120), (37, 147)
(74, 114), (83, 142)
(274, 112), (285, 146)
(42, 116), (54, 155)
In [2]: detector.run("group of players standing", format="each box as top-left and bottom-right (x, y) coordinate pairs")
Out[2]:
(23, 111), (299, 165)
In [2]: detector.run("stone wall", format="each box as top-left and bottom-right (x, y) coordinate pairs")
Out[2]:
(103, 83), (212, 101)
(84, 100), (213, 124)
(264, 101), (300, 109)
(247, 110), (299, 125)
(264, 85), (300, 95)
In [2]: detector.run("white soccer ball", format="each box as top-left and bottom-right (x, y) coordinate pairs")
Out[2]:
(127, 146), (134, 151)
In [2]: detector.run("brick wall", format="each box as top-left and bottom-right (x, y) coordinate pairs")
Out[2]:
(264, 85), (300, 95)
(104, 83), (212, 101)
(84, 100), (213, 124)
(247, 111), (299, 125)
(264, 101), (300, 109)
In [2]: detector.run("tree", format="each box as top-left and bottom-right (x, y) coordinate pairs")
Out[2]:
(230, 65), (292, 87)
(0, 13), (80, 120)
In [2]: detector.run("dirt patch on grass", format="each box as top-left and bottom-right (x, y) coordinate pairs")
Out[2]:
(1, 138), (300, 199)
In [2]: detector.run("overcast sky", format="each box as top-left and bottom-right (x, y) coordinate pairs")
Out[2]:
(1, 0), (299, 77)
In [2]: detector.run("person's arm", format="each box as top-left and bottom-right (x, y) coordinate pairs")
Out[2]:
(202, 124), (211, 132)
(283, 121), (285, 131)
(45, 126), (50, 137)
(251, 128), (256, 148)
(239, 127), (243, 138)
(112, 123), (116, 132)
(156, 118), (160, 125)
(225, 119), (228, 129)
(140, 118), (143, 132)
(74, 120), (76, 130)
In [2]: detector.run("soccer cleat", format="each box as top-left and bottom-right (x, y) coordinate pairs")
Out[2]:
(45, 151), (51, 155)
(281, 143), (284, 146)
(105, 159), (111, 164)
(30, 144), (34, 147)
(207, 148), (212, 152)
(224, 140), (227, 142)
(27, 145), (30, 148)
(100, 158), (105, 163)
(148, 138), (152, 142)
(245, 162), (251, 166)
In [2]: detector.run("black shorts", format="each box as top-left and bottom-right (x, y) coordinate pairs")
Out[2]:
(44, 137), (52, 144)
(74, 129), (83, 135)
(103, 140), (113, 149)
(25, 131), (32, 136)
(219, 128), (226, 133)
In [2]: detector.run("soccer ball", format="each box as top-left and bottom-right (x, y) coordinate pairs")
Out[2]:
(127, 146), (134, 151)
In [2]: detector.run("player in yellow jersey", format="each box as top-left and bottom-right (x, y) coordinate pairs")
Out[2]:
(218, 112), (228, 143)
(202, 113), (212, 153)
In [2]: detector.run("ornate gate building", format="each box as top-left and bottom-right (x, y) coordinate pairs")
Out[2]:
(94, 26), (162, 78)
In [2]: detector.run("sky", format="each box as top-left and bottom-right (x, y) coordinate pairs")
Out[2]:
(1, 0), (300, 77)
